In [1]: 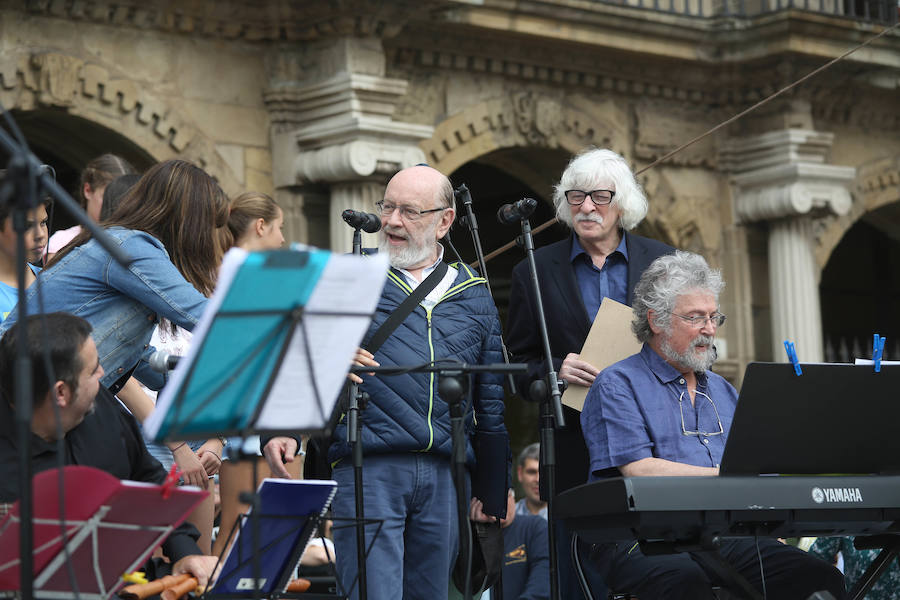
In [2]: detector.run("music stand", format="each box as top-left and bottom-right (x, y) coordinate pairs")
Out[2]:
(720, 362), (900, 475)
(144, 247), (388, 441)
(142, 246), (388, 600)
(0, 466), (205, 600)
(207, 478), (347, 600)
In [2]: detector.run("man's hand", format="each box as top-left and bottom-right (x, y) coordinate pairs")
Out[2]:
(196, 439), (224, 477)
(171, 443), (208, 489)
(469, 496), (513, 528)
(559, 353), (601, 387)
(263, 437), (298, 479)
(349, 348), (379, 384)
(172, 554), (219, 588)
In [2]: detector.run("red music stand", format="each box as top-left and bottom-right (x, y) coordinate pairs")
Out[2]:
(0, 466), (206, 600)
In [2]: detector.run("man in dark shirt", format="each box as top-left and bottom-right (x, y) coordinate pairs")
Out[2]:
(470, 490), (549, 600)
(0, 312), (216, 585)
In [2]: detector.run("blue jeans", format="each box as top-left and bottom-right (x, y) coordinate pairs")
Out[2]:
(332, 454), (463, 600)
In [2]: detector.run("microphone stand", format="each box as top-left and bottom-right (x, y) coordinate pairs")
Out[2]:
(513, 211), (566, 600)
(348, 222), (368, 600)
(455, 184), (517, 399)
(0, 122), (133, 600)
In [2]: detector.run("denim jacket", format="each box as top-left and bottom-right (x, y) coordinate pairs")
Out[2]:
(0, 227), (208, 389)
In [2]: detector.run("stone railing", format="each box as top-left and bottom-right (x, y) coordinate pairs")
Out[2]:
(611, 0), (897, 23)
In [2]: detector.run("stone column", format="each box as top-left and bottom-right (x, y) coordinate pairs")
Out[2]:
(724, 129), (855, 362)
(266, 37), (433, 251)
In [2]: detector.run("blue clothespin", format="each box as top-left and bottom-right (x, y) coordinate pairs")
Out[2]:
(783, 340), (802, 376)
(873, 334), (886, 373)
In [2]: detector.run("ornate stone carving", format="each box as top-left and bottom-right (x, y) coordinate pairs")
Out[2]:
(0, 49), (240, 193)
(421, 94), (625, 175)
(31, 53), (82, 107)
(633, 99), (718, 168)
(513, 92), (564, 147)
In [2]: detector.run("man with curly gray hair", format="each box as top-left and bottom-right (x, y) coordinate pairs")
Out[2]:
(580, 251), (844, 599)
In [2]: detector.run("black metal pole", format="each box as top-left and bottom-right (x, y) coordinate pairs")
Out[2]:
(455, 184), (517, 398)
(518, 216), (565, 600)
(0, 119), (132, 600)
(7, 155), (35, 600)
(439, 372), (473, 600)
(349, 226), (368, 600)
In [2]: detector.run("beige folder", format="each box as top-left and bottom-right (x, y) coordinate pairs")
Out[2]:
(561, 297), (641, 412)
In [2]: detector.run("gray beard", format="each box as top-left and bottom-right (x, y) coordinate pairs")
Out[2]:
(660, 334), (717, 373)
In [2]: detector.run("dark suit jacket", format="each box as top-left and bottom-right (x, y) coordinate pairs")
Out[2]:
(505, 231), (674, 496)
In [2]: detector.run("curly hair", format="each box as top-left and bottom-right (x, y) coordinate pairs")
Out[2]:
(631, 251), (725, 343)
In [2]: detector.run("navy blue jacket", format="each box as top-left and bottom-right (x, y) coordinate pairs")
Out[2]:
(501, 513), (550, 600)
(328, 262), (507, 467)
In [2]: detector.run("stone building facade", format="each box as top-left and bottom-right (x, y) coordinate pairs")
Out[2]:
(1, 0), (899, 392)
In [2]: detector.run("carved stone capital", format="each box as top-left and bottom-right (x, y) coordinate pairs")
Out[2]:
(725, 129), (856, 223)
(733, 163), (855, 222)
(291, 139), (426, 184)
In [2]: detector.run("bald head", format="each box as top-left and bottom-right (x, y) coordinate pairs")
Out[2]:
(385, 165), (455, 213)
(379, 165), (456, 273)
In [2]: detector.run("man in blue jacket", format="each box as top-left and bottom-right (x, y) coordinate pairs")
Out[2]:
(265, 165), (509, 600)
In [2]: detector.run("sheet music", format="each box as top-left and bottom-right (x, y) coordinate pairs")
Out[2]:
(255, 252), (388, 430)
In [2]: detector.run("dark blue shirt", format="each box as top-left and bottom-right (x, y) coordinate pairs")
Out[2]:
(581, 344), (738, 480)
(501, 513), (550, 600)
(570, 233), (628, 321)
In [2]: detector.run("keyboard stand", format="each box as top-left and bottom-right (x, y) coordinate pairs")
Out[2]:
(848, 534), (900, 600)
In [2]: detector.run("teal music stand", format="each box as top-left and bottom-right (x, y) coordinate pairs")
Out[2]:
(143, 246), (388, 442)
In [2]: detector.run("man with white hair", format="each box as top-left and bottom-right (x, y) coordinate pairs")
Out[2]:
(505, 148), (673, 596)
(582, 251), (845, 599)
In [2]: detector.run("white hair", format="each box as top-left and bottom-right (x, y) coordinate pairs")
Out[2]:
(552, 148), (649, 231)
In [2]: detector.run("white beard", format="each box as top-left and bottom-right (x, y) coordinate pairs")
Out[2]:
(660, 334), (717, 373)
(379, 219), (439, 269)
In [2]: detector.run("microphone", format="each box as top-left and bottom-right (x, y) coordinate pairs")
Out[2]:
(149, 350), (181, 372)
(496, 197), (538, 225)
(342, 209), (381, 233)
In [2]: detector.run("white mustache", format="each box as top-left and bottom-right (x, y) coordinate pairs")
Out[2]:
(575, 213), (604, 224)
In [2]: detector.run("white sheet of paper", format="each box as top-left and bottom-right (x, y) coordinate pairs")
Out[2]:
(254, 252), (388, 430)
(561, 297), (641, 412)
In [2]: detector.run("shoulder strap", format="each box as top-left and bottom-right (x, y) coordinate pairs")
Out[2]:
(365, 261), (449, 354)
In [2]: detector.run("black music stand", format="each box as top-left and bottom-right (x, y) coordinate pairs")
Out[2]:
(721, 363), (900, 476)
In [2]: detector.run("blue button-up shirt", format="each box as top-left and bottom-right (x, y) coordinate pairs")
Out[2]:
(570, 233), (628, 320)
(581, 344), (738, 480)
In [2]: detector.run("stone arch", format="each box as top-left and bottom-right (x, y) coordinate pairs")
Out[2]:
(815, 155), (900, 270)
(0, 49), (242, 194)
(421, 93), (631, 177)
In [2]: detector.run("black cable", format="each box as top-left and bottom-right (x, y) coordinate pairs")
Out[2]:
(443, 231), (466, 265)
(755, 536), (766, 599)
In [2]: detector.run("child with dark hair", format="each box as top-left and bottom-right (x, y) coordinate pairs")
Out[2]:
(0, 173), (51, 321)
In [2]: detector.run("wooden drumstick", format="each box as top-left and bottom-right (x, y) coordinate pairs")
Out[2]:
(120, 574), (192, 600)
(160, 577), (198, 600)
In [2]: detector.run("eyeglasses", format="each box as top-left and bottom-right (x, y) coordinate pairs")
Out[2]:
(678, 390), (724, 437)
(376, 201), (448, 221)
(564, 189), (616, 206)
(671, 312), (726, 328)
